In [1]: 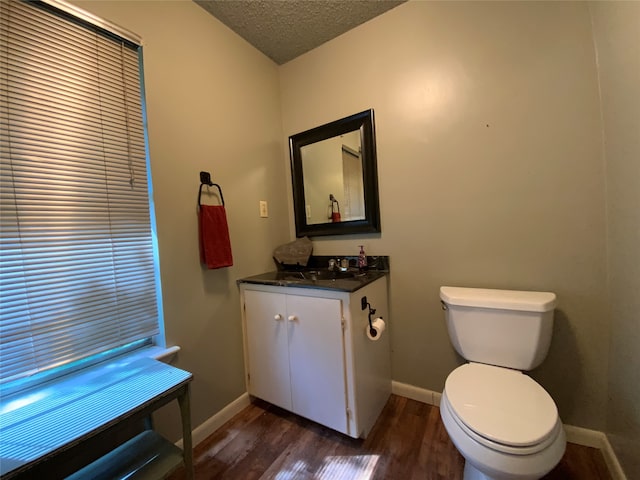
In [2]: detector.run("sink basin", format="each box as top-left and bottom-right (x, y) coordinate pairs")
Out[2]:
(274, 270), (360, 282)
(301, 270), (359, 281)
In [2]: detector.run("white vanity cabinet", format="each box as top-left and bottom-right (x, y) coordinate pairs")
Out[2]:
(243, 290), (347, 433)
(240, 276), (391, 439)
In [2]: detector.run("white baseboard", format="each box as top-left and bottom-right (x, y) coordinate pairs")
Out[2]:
(563, 424), (605, 448)
(391, 381), (627, 480)
(176, 392), (250, 449)
(392, 380), (441, 406)
(601, 437), (628, 480)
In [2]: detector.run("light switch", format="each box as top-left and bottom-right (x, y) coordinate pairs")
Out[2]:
(259, 200), (268, 218)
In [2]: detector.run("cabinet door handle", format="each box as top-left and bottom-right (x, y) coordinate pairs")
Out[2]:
(274, 314), (283, 321)
(287, 315), (297, 322)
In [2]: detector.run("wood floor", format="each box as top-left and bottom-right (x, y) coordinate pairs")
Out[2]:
(170, 394), (612, 480)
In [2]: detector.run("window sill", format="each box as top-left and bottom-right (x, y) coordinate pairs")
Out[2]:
(116, 345), (181, 366)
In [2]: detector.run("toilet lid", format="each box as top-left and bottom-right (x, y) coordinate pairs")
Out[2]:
(445, 363), (558, 447)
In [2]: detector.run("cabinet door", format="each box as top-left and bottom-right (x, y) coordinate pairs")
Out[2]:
(244, 290), (292, 410)
(287, 295), (348, 434)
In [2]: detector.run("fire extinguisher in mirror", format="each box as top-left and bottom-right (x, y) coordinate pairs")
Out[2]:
(328, 194), (341, 223)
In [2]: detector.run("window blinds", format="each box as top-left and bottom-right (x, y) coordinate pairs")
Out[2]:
(0, 0), (160, 385)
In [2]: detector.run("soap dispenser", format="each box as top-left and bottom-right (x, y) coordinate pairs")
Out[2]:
(358, 245), (367, 270)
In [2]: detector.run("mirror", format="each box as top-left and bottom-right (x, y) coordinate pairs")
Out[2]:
(289, 109), (381, 237)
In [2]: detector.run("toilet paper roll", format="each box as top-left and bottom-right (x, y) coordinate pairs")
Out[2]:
(366, 317), (386, 341)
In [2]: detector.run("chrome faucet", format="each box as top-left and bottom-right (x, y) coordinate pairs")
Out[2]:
(328, 258), (349, 271)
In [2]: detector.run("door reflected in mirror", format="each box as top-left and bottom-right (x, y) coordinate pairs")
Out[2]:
(301, 130), (364, 225)
(290, 110), (380, 237)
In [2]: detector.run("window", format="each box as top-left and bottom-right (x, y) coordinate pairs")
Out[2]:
(0, 0), (163, 390)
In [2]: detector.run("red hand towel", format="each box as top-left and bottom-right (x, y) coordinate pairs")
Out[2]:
(198, 205), (233, 269)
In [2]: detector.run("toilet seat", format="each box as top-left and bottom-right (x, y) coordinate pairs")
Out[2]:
(443, 391), (562, 456)
(444, 363), (559, 452)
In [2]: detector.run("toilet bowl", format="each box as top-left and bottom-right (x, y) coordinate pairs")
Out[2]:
(439, 286), (566, 480)
(440, 363), (566, 480)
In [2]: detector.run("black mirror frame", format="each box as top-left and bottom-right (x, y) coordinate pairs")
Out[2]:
(289, 109), (381, 237)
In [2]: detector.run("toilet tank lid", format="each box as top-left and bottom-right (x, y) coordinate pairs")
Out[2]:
(440, 286), (556, 312)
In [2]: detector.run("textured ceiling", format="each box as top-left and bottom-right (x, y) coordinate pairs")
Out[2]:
(194, 0), (406, 65)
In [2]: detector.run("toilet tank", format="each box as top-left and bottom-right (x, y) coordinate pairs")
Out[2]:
(440, 286), (557, 371)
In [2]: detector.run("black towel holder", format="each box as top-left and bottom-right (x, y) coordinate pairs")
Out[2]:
(198, 171), (225, 207)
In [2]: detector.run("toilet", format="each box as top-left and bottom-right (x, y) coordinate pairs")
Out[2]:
(439, 286), (566, 480)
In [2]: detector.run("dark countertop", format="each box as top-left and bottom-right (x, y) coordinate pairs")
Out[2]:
(238, 255), (389, 293)
(238, 270), (387, 293)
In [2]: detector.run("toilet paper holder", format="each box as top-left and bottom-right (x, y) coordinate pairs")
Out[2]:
(361, 296), (382, 338)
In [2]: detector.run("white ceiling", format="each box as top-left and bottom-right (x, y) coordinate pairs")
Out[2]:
(194, 0), (406, 65)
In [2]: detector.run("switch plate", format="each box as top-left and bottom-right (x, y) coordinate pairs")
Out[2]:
(259, 200), (268, 218)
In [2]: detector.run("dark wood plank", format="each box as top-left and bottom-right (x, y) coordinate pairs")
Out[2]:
(169, 395), (612, 480)
(544, 442), (612, 480)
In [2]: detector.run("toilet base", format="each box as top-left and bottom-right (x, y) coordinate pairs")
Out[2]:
(463, 460), (547, 480)
(464, 462), (496, 480)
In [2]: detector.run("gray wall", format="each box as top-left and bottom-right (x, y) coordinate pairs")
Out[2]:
(590, 2), (640, 478)
(280, 1), (610, 431)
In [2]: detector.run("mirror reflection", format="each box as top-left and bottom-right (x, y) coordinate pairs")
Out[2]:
(289, 109), (381, 237)
(301, 130), (364, 225)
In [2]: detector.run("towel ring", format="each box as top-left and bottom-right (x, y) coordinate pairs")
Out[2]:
(198, 171), (225, 207)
